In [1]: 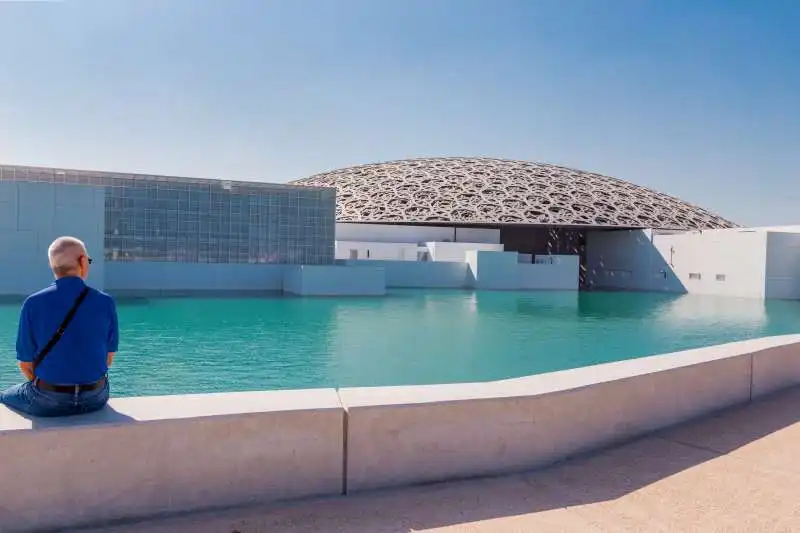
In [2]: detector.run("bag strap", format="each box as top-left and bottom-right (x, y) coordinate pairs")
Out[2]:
(32, 286), (91, 375)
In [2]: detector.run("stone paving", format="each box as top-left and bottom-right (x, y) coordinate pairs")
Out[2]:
(79, 387), (800, 533)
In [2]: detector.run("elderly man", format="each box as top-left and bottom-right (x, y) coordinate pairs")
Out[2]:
(0, 236), (118, 417)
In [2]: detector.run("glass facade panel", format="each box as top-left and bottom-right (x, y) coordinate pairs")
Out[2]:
(0, 164), (335, 265)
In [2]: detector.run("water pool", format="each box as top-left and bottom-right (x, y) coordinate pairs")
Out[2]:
(1, 289), (799, 397)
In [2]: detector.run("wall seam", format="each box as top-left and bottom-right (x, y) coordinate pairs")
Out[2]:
(15, 183), (20, 231)
(335, 388), (350, 496)
(762, 232), (769, 299)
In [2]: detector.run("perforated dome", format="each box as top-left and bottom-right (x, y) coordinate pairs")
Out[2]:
(290, 157), (736, 230)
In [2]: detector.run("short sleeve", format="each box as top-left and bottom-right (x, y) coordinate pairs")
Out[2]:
(107, 299), (119, 353)
(15, 301), (36, 362)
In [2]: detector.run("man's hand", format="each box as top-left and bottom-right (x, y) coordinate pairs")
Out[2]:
(18, 362), (34, 382)
(107, 352), (115, 368)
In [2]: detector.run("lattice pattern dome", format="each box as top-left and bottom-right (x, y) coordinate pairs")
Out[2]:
(290, 157), (737, 230)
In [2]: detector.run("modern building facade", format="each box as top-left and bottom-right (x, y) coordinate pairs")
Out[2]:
(585, 226), (800, 299)
(0, 164), (338, 297)
(0, 164), (336, 266)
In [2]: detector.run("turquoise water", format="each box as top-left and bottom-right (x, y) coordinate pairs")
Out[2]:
(1, 290), (799, 397)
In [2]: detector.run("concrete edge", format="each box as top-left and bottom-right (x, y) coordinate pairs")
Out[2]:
(1, 335), (798, 532)
(0, 388), (345, 434)
(338, 334), (800, 408)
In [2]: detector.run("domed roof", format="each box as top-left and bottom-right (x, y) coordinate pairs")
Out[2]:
(290, 157), (737, 230)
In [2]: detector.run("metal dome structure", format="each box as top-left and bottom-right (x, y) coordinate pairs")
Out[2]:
(291, 157), (737, 230)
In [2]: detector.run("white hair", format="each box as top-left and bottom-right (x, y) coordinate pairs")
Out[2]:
(48, 236), (87, 277)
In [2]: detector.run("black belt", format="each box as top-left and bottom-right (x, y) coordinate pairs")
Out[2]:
(34, 377), (107, 394)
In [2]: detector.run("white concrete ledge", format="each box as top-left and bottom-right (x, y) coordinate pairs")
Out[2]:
(0, 389), (344, 532)
(1, 335), (799, 532)
(751, 338), (800, 397)
(282, 265), (386, 296)
(339, 334), (800, 492)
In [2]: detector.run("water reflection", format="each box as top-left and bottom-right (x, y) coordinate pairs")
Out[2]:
(578, 291), (678, 320)
(656, 293), (767, 328)
(474, 290), (579, 319)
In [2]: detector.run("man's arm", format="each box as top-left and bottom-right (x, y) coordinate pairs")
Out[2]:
(18, 362), (34, 381)
(15, 301), (36, 381)
(107, 299), (119, 369)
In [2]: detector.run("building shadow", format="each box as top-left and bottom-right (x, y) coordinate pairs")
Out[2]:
(16, 404), (137, 431)
(107, 386), (798, 533)
(393, 387), (800, 531)
(585, 229), (688, 294)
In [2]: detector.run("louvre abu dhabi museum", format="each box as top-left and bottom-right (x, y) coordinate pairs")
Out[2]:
(297, 156), (795, 300)
(0, 157), (797, 299)
(290, 157), (736, 263)
(291, 157), (735, 230)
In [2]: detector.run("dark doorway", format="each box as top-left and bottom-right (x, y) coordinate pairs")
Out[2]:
(499, 226), (588, 288)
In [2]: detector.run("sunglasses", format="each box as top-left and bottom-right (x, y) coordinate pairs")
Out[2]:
(79, 255), (94, 265)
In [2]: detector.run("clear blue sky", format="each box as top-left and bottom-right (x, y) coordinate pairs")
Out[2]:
(0, 0), (797, 226)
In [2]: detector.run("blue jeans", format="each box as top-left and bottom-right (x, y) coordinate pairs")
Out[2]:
(0, 379), (110, 418)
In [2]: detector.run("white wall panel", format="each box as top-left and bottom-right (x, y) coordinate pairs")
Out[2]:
(0, 182), (105, 296)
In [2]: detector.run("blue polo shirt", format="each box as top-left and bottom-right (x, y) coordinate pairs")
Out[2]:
(16, 276), (119, 385)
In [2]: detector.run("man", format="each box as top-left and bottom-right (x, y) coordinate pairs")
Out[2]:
(0, 236), (118, 417)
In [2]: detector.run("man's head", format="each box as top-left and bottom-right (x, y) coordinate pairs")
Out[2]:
(48, 236), (92, 280)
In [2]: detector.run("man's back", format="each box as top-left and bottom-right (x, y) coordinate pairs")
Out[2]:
(2, 236), (116, 417)
(17, 276), (119, 385)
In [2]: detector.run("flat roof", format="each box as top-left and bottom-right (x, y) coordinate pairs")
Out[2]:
(340, 220), (653, 231)
(0, 163), (335, 193)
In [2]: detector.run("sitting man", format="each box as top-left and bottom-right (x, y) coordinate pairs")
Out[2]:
(0, 236), (118, 417)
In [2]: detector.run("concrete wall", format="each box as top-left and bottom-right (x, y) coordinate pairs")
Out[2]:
(427, 241), (505, 262)
(517, 255), (580, 290)
(466, 250), (519, 290)
(341, 254), (578, 290)
(336, 223), (500, 244)
(0, 389), (344, 532)
(335, 241), (420, 261)
(105, 262), (286, 296)
(283, 265), (386, 296)
(765, 231), (800, 299)
(656, 230), (768, 298)
(0, 182), (105, 296)
(2, 335), (798, 531)
(467, 251), (579, 291)
(108, 262), (389, 297)
(339, 259), (469, 288)
(586, 229), (770, 298)
(106, 250), (577, 295)
(335, 240), (505, 263)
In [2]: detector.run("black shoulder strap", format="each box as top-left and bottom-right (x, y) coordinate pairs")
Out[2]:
(32, 286), (91, 374)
